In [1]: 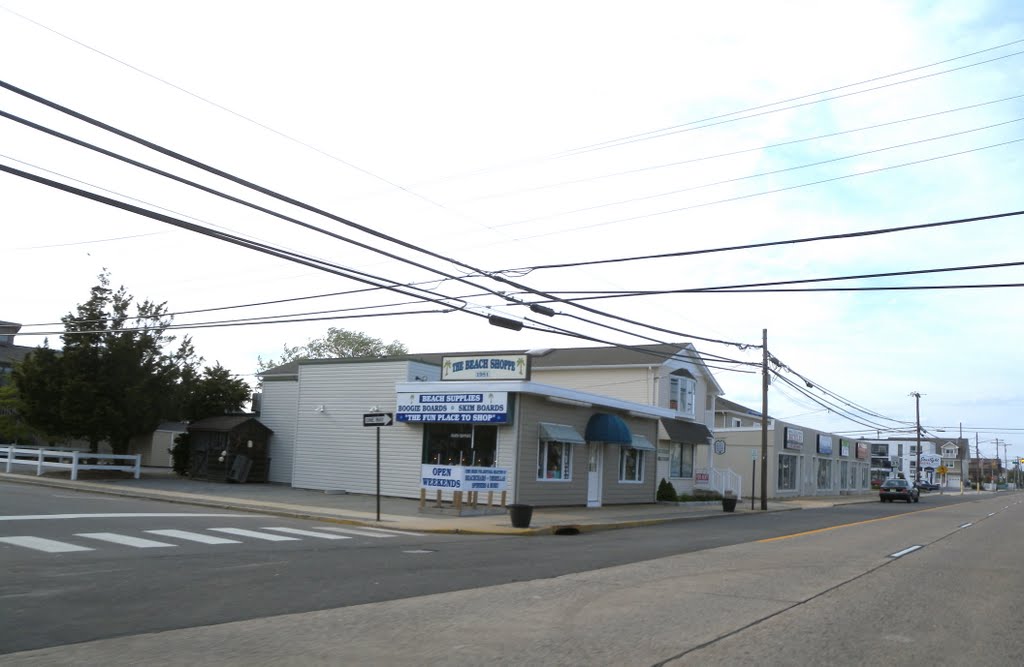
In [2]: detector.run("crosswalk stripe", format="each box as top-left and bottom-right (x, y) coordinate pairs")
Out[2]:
(75, 532), (176, 548)
(261, 526), (352, 540)
(319, 526), (398, 538)
(0, 536), (94, 553)
(209, 528), (300, 541)
(145, 529), (241, 545)
(347, 526), (425, 537)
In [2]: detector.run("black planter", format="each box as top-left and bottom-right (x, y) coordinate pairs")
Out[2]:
(508, 503), (534, 528)
(722, 497), (738, 512)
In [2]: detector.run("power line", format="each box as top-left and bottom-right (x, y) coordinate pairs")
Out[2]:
(527, 259), (1024, 300)
(509, 209), (1024, 273)
(488, 135), (1024, 239)
(503, 116), (1024, 226)
(1, 79), (761, 351)
(460, 93), (1024, 203)
(0, 4), (443, 210)
(557, 42), (1024, 156)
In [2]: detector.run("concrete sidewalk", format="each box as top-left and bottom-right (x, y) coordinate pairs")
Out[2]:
(0, 466), (882, 535)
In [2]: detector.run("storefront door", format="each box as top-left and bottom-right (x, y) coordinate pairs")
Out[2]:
(587, 443), (603, 507)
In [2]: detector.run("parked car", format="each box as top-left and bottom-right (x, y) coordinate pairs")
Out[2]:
(880, 478), (920, 503)
(915, 480), (940, 491)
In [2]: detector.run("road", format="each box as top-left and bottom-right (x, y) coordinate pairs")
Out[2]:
(2, 482), (1021, 665)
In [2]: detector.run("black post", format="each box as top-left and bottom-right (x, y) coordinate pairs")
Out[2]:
(751, 457), (756, 511)
(376, 426), (381, 522)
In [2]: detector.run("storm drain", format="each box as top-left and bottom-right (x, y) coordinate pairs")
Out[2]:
(553, 526), (581, 536)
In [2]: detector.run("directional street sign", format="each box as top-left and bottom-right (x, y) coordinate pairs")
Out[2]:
(363, 412), (393, 427)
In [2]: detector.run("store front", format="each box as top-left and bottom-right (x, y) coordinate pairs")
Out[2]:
(259, 355), (674, 507)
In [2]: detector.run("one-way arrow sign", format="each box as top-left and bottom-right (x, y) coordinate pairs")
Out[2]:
(363, 412), (393, 427)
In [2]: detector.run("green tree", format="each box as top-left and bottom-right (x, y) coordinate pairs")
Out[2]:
(178, 363), (251, 421)
(257, 327), (408, 372)
(14, 271), (195, 454)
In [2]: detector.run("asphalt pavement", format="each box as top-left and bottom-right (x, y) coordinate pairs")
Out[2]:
(0, 465), (953, 534)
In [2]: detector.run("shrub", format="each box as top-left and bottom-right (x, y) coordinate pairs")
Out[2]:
(171, 432), (191, 477)
(657, 478), (678, 501)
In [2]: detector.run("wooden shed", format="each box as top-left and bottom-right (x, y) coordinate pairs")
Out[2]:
(187, 415), (273, 483)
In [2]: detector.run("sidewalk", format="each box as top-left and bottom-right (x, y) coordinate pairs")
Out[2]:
(0, 466), (881, 535)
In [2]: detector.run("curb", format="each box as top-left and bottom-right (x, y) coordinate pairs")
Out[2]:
(0, 472), (800, 536)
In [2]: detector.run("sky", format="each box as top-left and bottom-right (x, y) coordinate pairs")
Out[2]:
(3, 1), (1023, 463)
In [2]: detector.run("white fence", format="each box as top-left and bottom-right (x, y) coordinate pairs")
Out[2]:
(1, 445), (140, 480)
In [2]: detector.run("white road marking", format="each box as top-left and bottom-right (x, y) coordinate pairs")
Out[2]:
(75, 532), (176, 548)
(145, 529), (241, 545)
(889, 545), (923, 558)
(351, 526), (425, 537)
(0, 513), (256, 521)
(209, 528), (300, 541)
(319, 526), (400, 538)
(261, 527), (351, 540)
(403, 549), (434, 554)
(0, 536), (94, 553)
(959, 523), (973, 529)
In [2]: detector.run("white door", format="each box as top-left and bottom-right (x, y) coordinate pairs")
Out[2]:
(587, 443), (603, 507)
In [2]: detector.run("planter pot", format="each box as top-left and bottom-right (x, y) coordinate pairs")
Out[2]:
(722, 497), (738, 512)
(507, 503), (534, 528)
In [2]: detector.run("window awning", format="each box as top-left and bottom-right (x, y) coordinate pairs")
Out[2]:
(630, 433), (657, 451)
(539, 422), (587, 446)
(585, 412), (633, 444)
(661, 418), (712, 444)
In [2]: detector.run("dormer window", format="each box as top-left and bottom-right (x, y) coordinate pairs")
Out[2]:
(669, 372), (696, 417)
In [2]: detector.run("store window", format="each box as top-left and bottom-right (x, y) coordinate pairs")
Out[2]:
(668, 442), (694, 478)
(422, 423), (497, 467)
(817, 459), (832, 489)
(841, 461), (849, 489)
(778, 454), (798, 490)
(538, 441), (572, 481)
(619, 447), (644, 482)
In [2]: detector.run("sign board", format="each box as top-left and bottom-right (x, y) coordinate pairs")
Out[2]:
(420, 465), (508, 491)
(694, 468), (710, 486)
(920, 453), (942, 469)
(397, 392), (510, 423)
(817, 435), (833, 455)
(713, 439), (726, 455)
(362, 413), (393, 427)
(442, 355), (529, 381)
(856, 442), (869, 460)
(839, 440), (851, 457)
(784, 427), (804, 451)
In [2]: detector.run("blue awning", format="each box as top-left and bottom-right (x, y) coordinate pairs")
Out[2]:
(585, 413), (633, 444)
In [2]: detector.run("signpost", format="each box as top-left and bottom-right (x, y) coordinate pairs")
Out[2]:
(363, 413), (393, 521)
(751, 448), (757, 510)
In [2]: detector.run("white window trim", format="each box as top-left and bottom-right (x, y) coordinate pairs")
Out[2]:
(668, 376), (696, 418)
(618, 448), (645, 483)
(537, 440), (573, 482)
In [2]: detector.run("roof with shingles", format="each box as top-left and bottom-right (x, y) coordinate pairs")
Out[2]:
(187, 414), (271, 433)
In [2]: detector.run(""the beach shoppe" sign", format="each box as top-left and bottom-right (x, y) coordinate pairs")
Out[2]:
(441, 354), (529, 381)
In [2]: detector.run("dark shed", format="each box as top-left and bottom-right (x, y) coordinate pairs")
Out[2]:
(187, 415), (273, 483)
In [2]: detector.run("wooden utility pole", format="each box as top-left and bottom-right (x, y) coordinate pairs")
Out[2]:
(760, 328), (768, 511)
(910, 392), (921, 482)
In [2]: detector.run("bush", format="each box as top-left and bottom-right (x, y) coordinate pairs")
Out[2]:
(171, 432), (191, 477)
(690, 488), (723, 501)
(657, 478), (678, 501)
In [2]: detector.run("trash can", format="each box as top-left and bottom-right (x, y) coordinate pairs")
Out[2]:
(722, 494), (737, 512)
(507, 503), (533, 528)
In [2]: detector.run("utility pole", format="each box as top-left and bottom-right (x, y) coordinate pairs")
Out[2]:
(760, 328), (768, 511)
(910, 392), (922, 482)
(975, 433), (981, 490)
(993, 438), (1004, 485)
